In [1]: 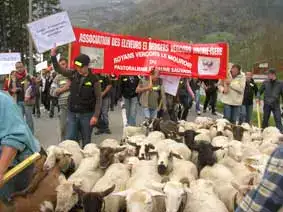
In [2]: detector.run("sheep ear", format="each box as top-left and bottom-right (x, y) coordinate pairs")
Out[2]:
(147, 189), (165, 197)
(151, 181), (165, 190)
(58, 174), (67, 184)
(147, 143), (155, 149)
(127, 141), (139, 147)
(63, 149), (72, 157)
(111, 189), (133, 197)
(170, 151), (183, 159)
(212, 146), (223, 151)
(114, 147), (126, 153)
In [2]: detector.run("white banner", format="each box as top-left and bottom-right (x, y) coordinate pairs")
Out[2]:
(161, 75), (181, 96)
(27, 11), (76, 53)
(36, 61), (48, 73)
(0, 53), (21, 75)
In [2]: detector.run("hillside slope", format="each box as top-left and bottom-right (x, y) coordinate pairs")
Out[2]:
(100, 0), (283, 70)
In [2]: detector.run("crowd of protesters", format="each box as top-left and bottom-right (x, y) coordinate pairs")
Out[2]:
(1, 49), (283, 148)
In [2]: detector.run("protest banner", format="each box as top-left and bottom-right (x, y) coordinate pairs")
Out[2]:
(70, 28), (228, 79)
(36, 61), (48, 73)
(27, 11), (76, 53)
(161, 75), (181, 96)
(0, 53), (21, 75)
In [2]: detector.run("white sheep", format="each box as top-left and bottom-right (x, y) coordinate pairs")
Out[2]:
(211, 136), (230, 161)
(184, 179), (229, 212)
(100, 138), (120, 148)
(92, 163), (130, 212)
(44, 140), (83, 171)
(112, 159), (166, 212)
(258, 141), (278, 155)
(150, 158), (197, 212)
(262, 126), (280, 140)
(123, 126), (146, 138)
(195, 133), (211, 143)
(195, 117), (214, 129)
(200, 164), (238, 211)
(147, 131), (166, 143)
(55, 150), (104, 212)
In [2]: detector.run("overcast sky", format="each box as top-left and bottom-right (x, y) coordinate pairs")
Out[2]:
(60, 0), (101, 9)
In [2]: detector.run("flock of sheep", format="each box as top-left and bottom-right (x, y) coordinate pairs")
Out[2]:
(1, 116), (282, 212)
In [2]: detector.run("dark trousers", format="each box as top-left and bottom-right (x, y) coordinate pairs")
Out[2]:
(204, 90), (217, 113)
(97, 97), (110, 130)
(179, 95), (192, 120)
(42, 92), (50, 111)
(262, 103), (283, 132)
(33, 95), (41, 116)
(50, 97), (60, 117)
(110, 85), (117, 110)
(65, 111), (94, 147)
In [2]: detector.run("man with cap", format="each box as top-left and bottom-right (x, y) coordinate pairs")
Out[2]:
(257, 68), (283, 133)
(50, 47), (102, 147)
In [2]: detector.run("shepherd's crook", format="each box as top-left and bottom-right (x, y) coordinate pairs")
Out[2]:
(0, 153), (41, 187)
(256, 102), (261, 128)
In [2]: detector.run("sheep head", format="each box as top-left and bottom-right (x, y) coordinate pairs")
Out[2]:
(99, 147), (126, 169)
(73, 184), (115, 212)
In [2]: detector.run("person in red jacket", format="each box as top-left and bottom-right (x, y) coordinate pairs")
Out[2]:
(2, 75), (9, 92)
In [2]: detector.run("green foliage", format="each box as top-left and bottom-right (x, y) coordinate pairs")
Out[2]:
(100, 0), (283, 73)
(0, 0), (61, 69)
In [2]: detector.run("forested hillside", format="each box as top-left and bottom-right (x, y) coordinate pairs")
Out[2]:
(101, 0), (283, 71)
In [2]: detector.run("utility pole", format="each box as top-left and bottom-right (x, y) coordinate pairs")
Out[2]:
(28, 0), (33, 75)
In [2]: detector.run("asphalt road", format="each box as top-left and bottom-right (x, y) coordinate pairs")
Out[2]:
(34, 103), (218, 149)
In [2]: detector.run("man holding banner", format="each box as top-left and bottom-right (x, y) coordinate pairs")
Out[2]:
(51, 47), (102, 147)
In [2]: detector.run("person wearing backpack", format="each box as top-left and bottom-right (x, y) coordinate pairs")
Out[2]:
(24, 75), (36, 134)
(51, 47), (102, 147)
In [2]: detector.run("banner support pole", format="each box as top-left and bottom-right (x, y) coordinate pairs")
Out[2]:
(68, 43), (72, 69)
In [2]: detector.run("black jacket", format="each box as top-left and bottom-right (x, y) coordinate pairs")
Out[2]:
(258, 79), (283, 105)
(120, 76), (139, 99)
(243, 79), (258, 105)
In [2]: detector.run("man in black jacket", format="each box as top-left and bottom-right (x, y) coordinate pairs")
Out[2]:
(257, 69), (283, 133)
(120, 75), (140, 126)
(203, 79), (218, 115)
(50, 47), (102, 147)
(239, 72), (258, 124)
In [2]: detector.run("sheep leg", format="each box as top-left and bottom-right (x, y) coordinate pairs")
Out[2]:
(10, 171), (48, 198)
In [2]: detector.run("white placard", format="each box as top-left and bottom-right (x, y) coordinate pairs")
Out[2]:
(36, 61), (48, 73)
(161, 75), (181, 96)
(27, 11), (76, 53)
(0, 53), (21, 75)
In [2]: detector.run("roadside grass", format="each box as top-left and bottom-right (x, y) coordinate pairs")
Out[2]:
(199, 95), (276, 126)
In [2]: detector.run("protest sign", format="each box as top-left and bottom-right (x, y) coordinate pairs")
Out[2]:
(0, 53), (21, 75)
(161, 75), (181, 96)
(27, 11), (76, 53)
(71, 28), (228, 79)
(36, 61), (48, 73)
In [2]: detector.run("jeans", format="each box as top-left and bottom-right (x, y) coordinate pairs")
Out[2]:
(17, 101), (25, 117)
(97, 97), (110, 130)
(144, 108), (158, 120)
(110, 85), (117, 110)
(58, 104), (68, 142)
(25, 105), (34, 134)
(204, 90), (217, 113)
(179, 95), (192, 120)
(262, 103), (283, 133)
(194, 89), (201, 112)
(223, 104), (240, 124)
(239, 104), (253, 124)
(0, 164), (34, 202)
(124, 97), (138, 126)
(65, 111), (94, 147)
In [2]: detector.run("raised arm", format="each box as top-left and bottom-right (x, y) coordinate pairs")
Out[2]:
(50, 48), (72, 78)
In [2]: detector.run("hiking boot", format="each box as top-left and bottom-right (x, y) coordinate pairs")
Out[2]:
(197, 111), (201, 115)
(95, 130), (104, 135)
(212, 112), (217, 115)
(104, 129), (112, 134)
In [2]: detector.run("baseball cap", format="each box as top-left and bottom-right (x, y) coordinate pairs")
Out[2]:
(74, 54), (90, 67)
(267, 68), (276, 75)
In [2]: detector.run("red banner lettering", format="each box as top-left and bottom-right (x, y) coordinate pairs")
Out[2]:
(71, 27), (228, 79)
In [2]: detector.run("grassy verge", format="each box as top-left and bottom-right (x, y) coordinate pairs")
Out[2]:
(199, 96), (276, 126)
